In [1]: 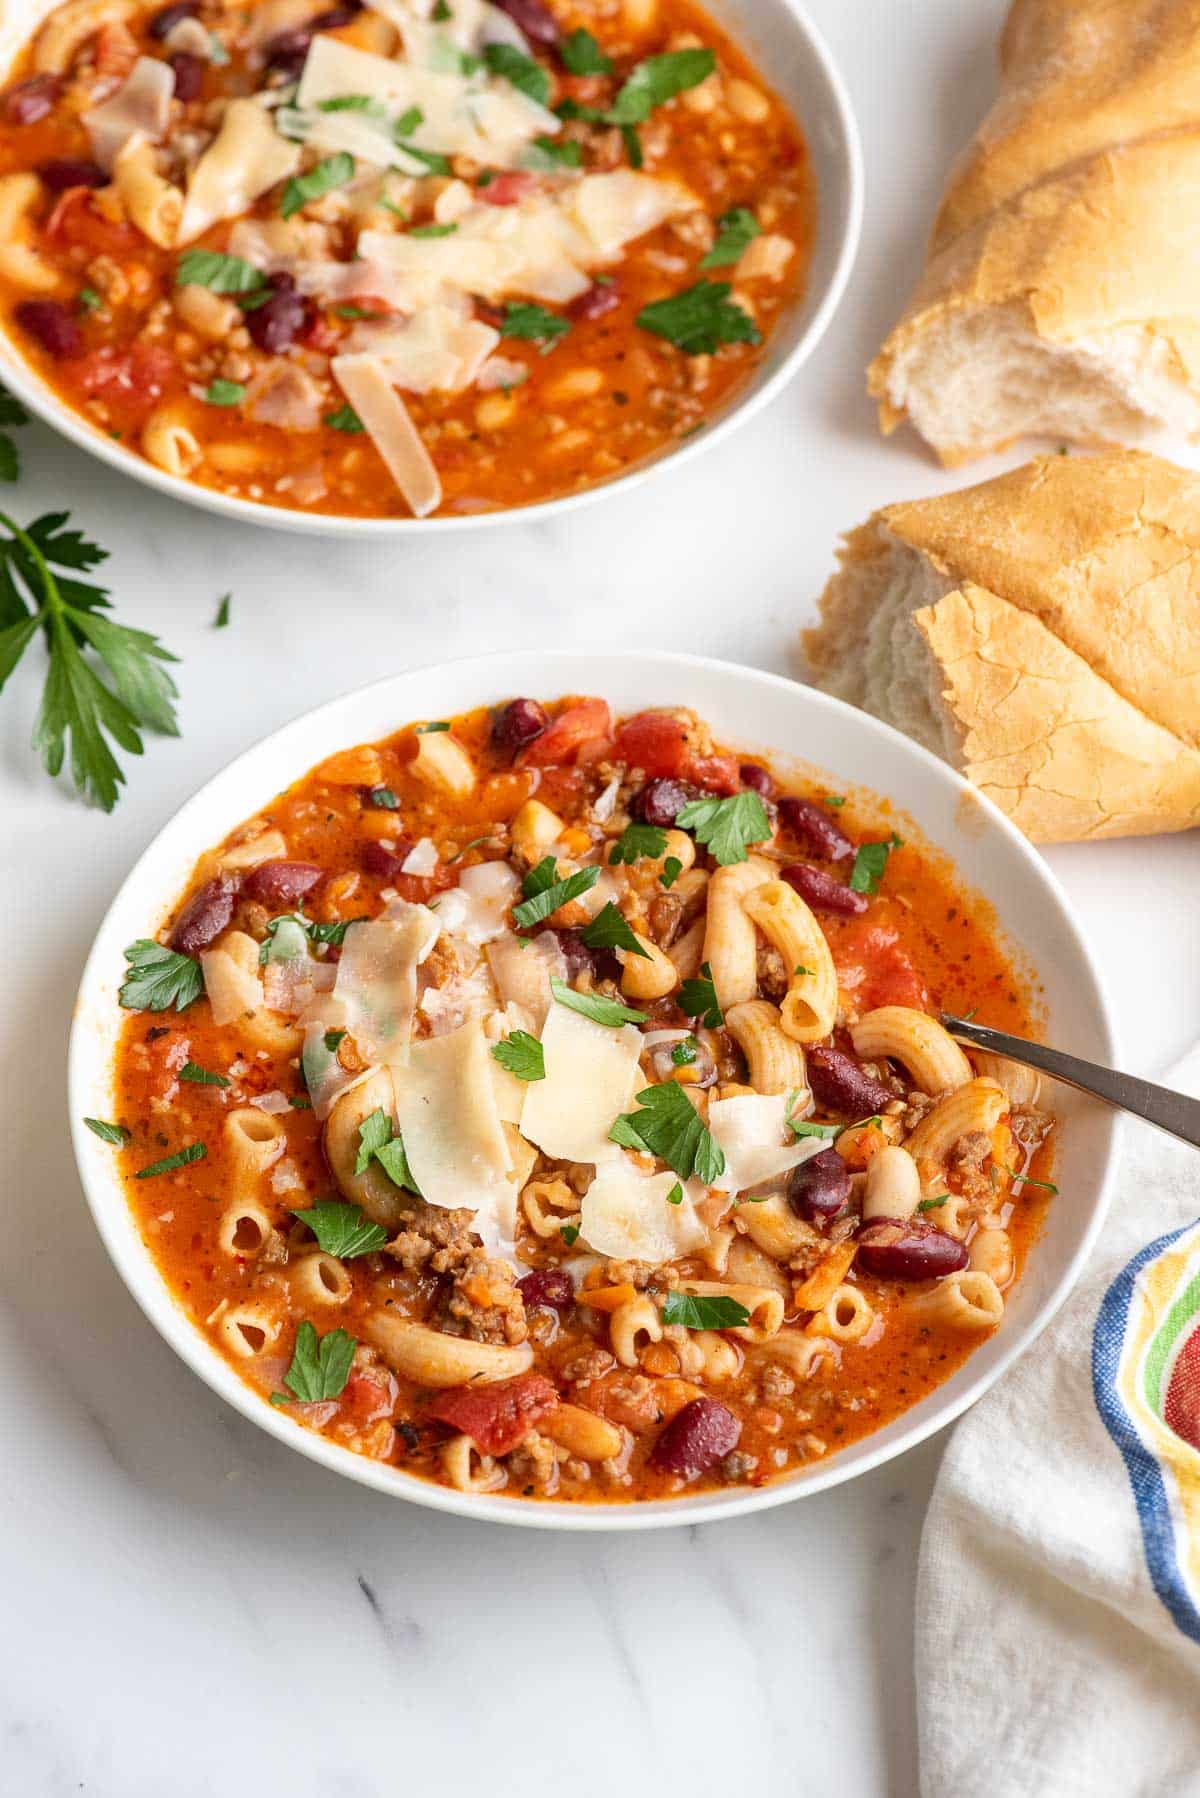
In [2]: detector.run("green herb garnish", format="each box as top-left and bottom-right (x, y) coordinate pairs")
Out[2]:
(281, 152), (355, 219)
(284, 1320), (357, 1401)
(491, 1031), (546, 1081)
(550, 977), (647, 1027)
(325, 404), (365, 432)
(700, 206), (761, 269)
(356, 1107), (420, 1193)
(119, 940), (203, 1012)
(849, 833), (903, 895)
(916, 1194), (950, 1213)
(415, 720), (450, 732)
(135, 1141), (206, 1179)
(608, 48), (714, 123)
(500, 302), (570, 349)
(483, 41), (551, 106)
(636, 280), (760, 356)
(609, 1081), (724, 1182)
(560, 27), (612, 73)
(204, 379), (245, 407)
(579, 900), (649, 958)
(513, 856), (600, 928)
(84, 1116), (130, 1145)
(175, 249), (266, 294)
(660, 1290), (749, 1329)
(408, 221), (458, 238)
(660, 855), (683, 889)
(678, 961), (723, 1028)
(560, 1222), (580, 1246)
(607, 821), (667, 866)
(292, 1199), (388, 1257)
(675, 789), (771, 864)
(213, 593), (231, 628)
(671, 1037), (698, 1066)
(179, 1060), (230, 1086)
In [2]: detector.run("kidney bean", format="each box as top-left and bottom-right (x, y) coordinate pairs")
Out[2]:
(781, 862), (867, 917)
(170, 876), (236, 955)
(4, 74), (61, 124)
(633, 777), (695, 827)
(310, 2), (361, 25)
(855, 1218), (969, 1280)
(739, 761), (774, 798)
(169, 51), (204, 99)
(806, 1047), (895, 1118)
(493, 0), (560, 45)
(246, 276), (311, 353)
(787, 1147), (851, 1221)
(361, 839), (412, 881)
(551, 928), (621, 987)
(492, 697), (548, 753)
(15, 300), (82, 360)
(265, 27), (313, 73)
(148, 0), (198, 35)
(243, 860), (324, 908)
(517, 1268), (574, 1310)
(568, 282), (621, 322)
(36, 158), (106, 192)
(777, 796), (853, 860)
(652, 1398), (741, 1477)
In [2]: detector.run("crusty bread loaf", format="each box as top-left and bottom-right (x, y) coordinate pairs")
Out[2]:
(804, 449), (1200, 841)
(870, 0), (1200, 463)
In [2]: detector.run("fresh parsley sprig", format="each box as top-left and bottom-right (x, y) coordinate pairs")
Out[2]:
(513, 856), (600, 928)
(636, 280), (760, 356)
(491, 1031), (546, 1080)
(579, 900), (649, 959)
(0, 382), (30, 483)
(700, 206), (761, 269)
(610, 1081), (725, 1183)
(678, 961), (722, 1028)
(660, 1290), (749, 1329)
(676, 790), (770, 865)
(849, 833), (903, 895)
(356, 1108), (421, 1193)
(119, 940), (203, 1012)
(283, 1321), (357, 1401)
(551, 977), (647, 1027)
(293, 1199), (388, 1257)
(0, 511), (180, 810)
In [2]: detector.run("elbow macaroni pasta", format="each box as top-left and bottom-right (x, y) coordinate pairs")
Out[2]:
(850, 1007), (972, 1095)
(741, 879), (838, 1044)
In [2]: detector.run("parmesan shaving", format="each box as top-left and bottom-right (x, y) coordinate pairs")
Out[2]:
(434, 861), (520, 945)
(519, 1004), (642, 1165)
(331, 354), (442, 516)
(350, 308), (500, 393)
(84, 56), (173, 171)
(330, 903), (440, 1063)
(401, 836), (439, 876)
(707, 1093), (825, 1195)
(581, 1164), (709, 1262)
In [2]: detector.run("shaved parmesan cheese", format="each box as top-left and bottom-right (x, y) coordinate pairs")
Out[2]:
(331, 903), (440, 1063)
(276, 105), (431, 178)
(520, 1004), (642, 1165)
(301, 1020), (374, 1121)
(250, 1089), (292, 1114)
(486, 929), (565, 1030)
(352, 307), (499, 393)
(581, 1163), (709, 1262)
(177, 99), (301, 245)
(358, 172), (694, 310)
(332, 355), (442, 516)
(707, 1093), (825, 1195)
(435, 861), (520, 945)
(368, 0), (529, 67)
(84, 56), (173, 171)
(390, 1020), (516, 1253)
(401, 836), (439, 876)
(418, 961), (496, 1033)
(295, 34), (556, 168)
(476, 355), (528, 390)
(592, 775), (621, 821)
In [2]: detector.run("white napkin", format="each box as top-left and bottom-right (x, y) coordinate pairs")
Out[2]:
(918, 1047), (1200, 1798)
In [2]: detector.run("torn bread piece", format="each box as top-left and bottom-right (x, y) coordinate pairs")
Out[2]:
(869, 0), (1200, 462)
(804, 449), (1200, 842)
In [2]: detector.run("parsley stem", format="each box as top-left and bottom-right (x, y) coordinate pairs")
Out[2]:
(0, 507), (64, 631)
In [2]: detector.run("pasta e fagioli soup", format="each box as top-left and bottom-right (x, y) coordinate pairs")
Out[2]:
(0, 0), (815, 518)
(92, 695), (1059, 1507)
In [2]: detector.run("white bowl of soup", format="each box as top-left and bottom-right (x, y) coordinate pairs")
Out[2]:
(0, 0), (860, 530)
(68, 651), (1119, 1529)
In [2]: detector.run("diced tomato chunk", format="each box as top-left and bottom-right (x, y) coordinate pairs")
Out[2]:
(520, 697), (612, 766)
(426, 1373), (559, 1455)
(832, 917), (929, 1012)
(69, 342), (179, 425)
(611, 709), (740, 792)
(479, 170), (539, 206)
(342, 1368), (398, 1426)
(45, 187), (138, 255)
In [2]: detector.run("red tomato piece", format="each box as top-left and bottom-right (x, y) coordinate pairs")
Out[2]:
(71, 342), (178, 423)
(342, 1368), (398, 1426)
(479, 170), (539, 206)
(426, 1373), (559, 1454)
(611, 709), (740, 792)
(45, 187), (138, 254)
(521, 697), (612, 766)
(832, 917), (929, 1013)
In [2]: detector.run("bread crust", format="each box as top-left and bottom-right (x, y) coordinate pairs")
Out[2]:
(869, 0), (1200, 455)
(805, 450), (1200, 841)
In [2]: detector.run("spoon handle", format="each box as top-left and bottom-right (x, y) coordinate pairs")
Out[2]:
(941, 1015), (1200, 1152)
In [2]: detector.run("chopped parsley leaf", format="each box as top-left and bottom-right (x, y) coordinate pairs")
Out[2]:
(916, 1194), (950, 1213)
(284, 1321), (357, 1401)
(609, 1081), (724, 1183)
(500, 302), (570, 349)
(670, 1037), (698, 1066)
(292, 1199), (388, 1257)
(636, 280), (760, 356)
(84, 1117), (130, 1145)
(660, 1290), (749, 1329)
(491, 1031), (546, 1081)
(678, 961), (723, 1028)
(119, 940), (203, 1012)
(607, 821), (667, 866)
(665, 1181), (684, 1205)
(560, 1222), (580, 1246)
(848, 833), (903, 895)
(608, 48), (715, 124)
(700, 206), (761, 269)
(367, 785), (400, 807)
(659, 855), (683, 889)
(513, 857), (599, 927)
(550, 977), (647, 1027)
(355, 1107), (421, 1193)
(179, 1060), (230, 1086)
(78, 286), (103, 312)
(281, 152), (355, 219)
(408, 222), (458, 238)
(135, 1141), (206, 1179)
(675, 789), (771, 864)
(213, 593), (231, 628)
(175, 249), (266, 295)
(415, 720), (450, 732)
(325, 405), (365, 432)
(579, 900), (649, 958)
(483, 41), (551, 107)
(560, 26), (612, 73)
(203, 379), (245, 407)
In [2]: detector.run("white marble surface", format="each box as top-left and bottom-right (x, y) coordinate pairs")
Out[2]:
(2, 0), (1197, 1792)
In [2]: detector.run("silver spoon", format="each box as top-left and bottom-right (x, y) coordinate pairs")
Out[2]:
(941, 1015), (1200, 1152)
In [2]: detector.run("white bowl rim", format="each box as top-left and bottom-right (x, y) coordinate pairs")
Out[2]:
(68, 650), (1121, 1530)
(0, 0), (862, 538)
